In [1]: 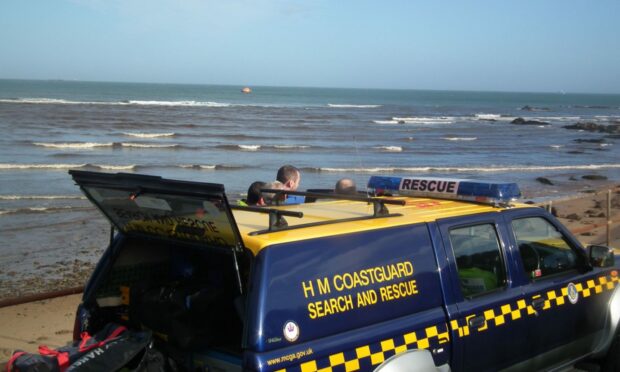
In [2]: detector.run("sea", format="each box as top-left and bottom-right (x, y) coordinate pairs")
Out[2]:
(1, 79), (619, 296)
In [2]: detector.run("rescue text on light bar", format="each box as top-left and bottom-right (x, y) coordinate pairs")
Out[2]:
(367, 176), (521, 205)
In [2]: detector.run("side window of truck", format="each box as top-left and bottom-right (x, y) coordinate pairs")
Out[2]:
(449, 224), (506, 297)
(512, 217), (578, 280)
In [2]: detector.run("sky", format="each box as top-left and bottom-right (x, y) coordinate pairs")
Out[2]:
(1, 0), (619, 93)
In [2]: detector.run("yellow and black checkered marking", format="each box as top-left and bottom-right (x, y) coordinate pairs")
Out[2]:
(276, 323), (450, 372)
(538, 274), (618, 311)
(450, 273), (619, 337)
(449, 298), (536, 337)
(273, 273), (618, 372)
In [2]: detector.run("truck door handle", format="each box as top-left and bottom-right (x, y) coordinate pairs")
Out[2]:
(531, 298), (545, 311)
(468, 315), (486, 329)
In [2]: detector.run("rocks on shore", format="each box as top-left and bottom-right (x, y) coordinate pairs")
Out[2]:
(536, 177), (554, 185)
(582, 175), (608, 181)
(520, 105), (549, 112)
(563, 122), (620, 134)
(511, 117), (550, 125)
(573, 138), (606, 144)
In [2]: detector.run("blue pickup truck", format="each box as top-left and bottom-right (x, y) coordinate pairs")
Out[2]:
(69, 171), (619, 371)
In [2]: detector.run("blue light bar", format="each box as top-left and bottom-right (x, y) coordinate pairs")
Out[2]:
(367, 176), (521, 205)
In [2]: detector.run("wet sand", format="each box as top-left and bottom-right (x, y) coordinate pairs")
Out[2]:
(0, 186), (619, 367)
(0, 294), (80, 366)
(0, 208), (108, 301)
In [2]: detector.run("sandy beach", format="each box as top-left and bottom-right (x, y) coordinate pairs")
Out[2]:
(0, 294), (80, 364)
(0, 185), (619, 367)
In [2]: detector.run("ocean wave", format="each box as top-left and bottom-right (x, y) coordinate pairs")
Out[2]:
(0, 206), (80, 216)
(127, 100), (231, 107)
(239, 145), (261, 151)
(121, 143), (180, 149)
(33, 142), (180, 149)
(442, 137), (478, 141)
(303, 164), (620, 173)
(474, 114), (515, 122)
(0, 163), (86, 170)
(475, 113), (502, 120)
(215, 144), (313, 152)
(10, 163), (254, 174)
(138, 164), (247, 171)
(94, 164), (137, 170)
(122, 132), (176, 138)
(373, 117), (456, 125)
(0, 97), (232, 107)
(177, 164), (249, 171)
(550, 145), (563, 149)
(328, 104), (382, 108)
(1, 97), (385, 110)
(0, 195), (85, 200)
(373, 120), (399, 125)
(33, 142), (113, 149)
(180, 164), (217, 170)
(215, 144), (262, 151)
(0, 163), (138, 171)
(0, 98), (109, 105)
(373, 146), (402, 152)
(392, 116), (455, 124)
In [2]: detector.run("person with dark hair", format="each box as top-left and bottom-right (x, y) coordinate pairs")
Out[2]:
(335, 178), (357, 195)
(276, 165), (301, 191)
(244, 181), (267, 206)
(240, 181), (286, 206)
(276, 165), (305, 204)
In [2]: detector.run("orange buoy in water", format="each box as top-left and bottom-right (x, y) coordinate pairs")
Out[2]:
(241, 87), (252, 94)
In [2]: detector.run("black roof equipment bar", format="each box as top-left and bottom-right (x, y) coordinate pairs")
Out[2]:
(233, 191), (406, 235)
(231, 205), (304, 232)
(262, 189), (406, 217)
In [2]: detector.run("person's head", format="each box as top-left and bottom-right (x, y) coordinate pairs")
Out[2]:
(276, 165), (301, 191)
(246, 181), (267, 206)
(262, 181), (286, 204)
(335, 178), (357, 195)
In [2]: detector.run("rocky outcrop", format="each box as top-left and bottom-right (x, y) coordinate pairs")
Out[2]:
(563, 122), (620, 133)
(536, 177), (554, 185)
(582, 175), (607, 181)
(511, 117), (550, 125)
(520, 105), (549, 111)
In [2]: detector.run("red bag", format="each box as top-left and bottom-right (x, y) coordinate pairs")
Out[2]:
(7, 323), (127, 372)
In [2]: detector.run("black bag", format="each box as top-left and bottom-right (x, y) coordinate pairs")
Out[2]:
(130, 282), (224, 349)
(8, 323), (158, 372)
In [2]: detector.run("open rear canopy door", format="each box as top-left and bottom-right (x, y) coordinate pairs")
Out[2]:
(69, 170), (244, 252)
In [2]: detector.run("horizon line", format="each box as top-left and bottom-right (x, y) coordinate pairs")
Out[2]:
(1, 77), (619, 96)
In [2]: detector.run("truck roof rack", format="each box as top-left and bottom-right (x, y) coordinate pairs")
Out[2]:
(233, 190), (406, 235)
(230, 205), (303, 233)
